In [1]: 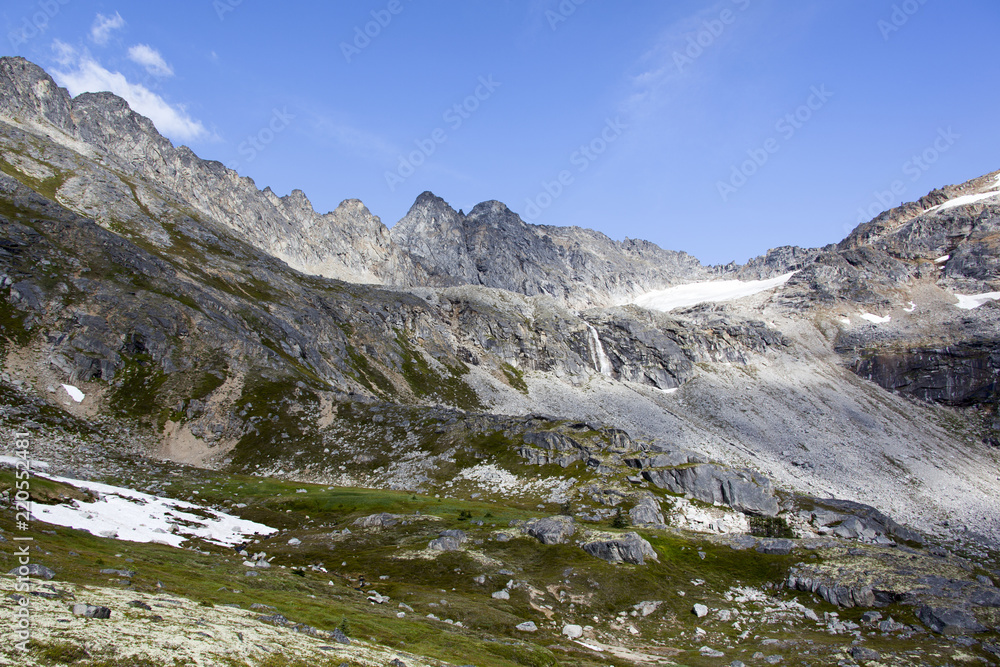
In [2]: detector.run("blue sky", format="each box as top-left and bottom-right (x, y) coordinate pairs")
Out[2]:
(2, 1), (998, 265)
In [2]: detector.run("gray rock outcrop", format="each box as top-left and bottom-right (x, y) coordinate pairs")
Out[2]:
(582, 532), (658, 565)
(642, 464), (779, 516)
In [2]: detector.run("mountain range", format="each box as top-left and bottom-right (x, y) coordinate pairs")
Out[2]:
(1, 56), (999, 666)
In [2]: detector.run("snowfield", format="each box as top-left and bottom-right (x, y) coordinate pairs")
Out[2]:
(30, 475), (276, 547)
(953, 291), (1000, 310)
(930, 191), (1000, 211)
(632, 272), (796, 312)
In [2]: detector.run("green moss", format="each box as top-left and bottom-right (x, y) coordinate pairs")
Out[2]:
(0, 155), (69, 201)
(345, 344), (395, 398)
(108, 354), (169, 419)
(0, 295), (33, 351)
(395, 332), (482, 410)
(501, 363), (528, 394)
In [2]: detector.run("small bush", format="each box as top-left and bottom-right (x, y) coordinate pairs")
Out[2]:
(611, 507), (629, 528)
(748, 515), (794, 538)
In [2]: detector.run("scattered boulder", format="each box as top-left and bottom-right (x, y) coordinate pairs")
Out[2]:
(515, 621), (538, 632)
(851, 646), (880, 661)
(786, 574), (875, 608)
(917, 606), (987, 634)
(100, 568), (135, 578)
(700, 647), (725, 657)
(331, 627), (351, 644)
(524, 516), (576, 545)
(492, 590), (510, 600)
(428, 530), (467, 552)
(127, 600), (152, 611)
(628, 496), (665, 525)
(582, 532), (658, 565)
(352, 513), (399, 529)
(71, 604), (111, 619)
(642, 464), (779, 516)
(633, 600), (662, 617)
(693, 604), (709, 618)
(287, 538), (301, 546)
(755, 539), (794, 555)
(9, 564), (55, 580)
(562, 624), (584, 639)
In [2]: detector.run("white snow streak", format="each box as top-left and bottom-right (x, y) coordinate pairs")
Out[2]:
(860, 313), (891, 324)
(952, 292), (1000, 310)
(930, 192), (1000, 211)
(633, 272), (796, 312)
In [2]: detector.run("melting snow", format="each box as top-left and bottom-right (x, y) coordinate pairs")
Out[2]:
(860, 313), (891, 324)
(839, 317), (852, 325)
(903, 302), (916, 313)
(29, 475), (276, 548)
(934, 255), (950, 264)
(61, 384), (85, 402)
(633, 272), (796, 312)
(931, 192), (1000, 212)
(953, 292), (1000, 310)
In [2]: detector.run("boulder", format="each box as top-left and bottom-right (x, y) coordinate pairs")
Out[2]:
(917, 606), (987, 634)
(9, 564), (56, 580)
(71, 604), (111, 619)
(755, 539), (794, 555)
(582, 532), (658, 565)
(515, 621), (538, 632)
(642, 464), (779, 516)
(352, 513), (399, 529)
(628, 496), (665, 525)
(492, 590), (510, 600)
(562, 624), (584, 639)
(524, 516), (576, 544)
(850, 646), (880, 661)
(693, 603), (709, 618)
(428, 530), (467, 551)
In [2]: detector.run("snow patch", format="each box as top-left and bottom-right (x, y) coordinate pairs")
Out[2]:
(61, 384), (85, 402)
(934, 255), (950, 264)
(0, 455), (49, 469)
(952, 292), (1000, 310)
(29, 475), (276, 547)
(839, 317), (852, 326)
(860, 313), (891, 324)
(633, 272), (796, 312)
(930, 192), (1000, 212)
(903, 302), (916, 313)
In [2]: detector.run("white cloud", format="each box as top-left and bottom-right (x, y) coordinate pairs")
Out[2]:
(90, 12), (125, 46)
(51, 49), (208, 142)
(127, 44), (174, 77)
(51, 39), (77, 66)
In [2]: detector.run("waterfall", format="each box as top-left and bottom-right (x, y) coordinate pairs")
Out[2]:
(586, 324), (613, 376)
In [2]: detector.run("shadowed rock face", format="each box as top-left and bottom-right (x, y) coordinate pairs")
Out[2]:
(641, 464), (780, 517)
(850, 345), (1000, 407)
